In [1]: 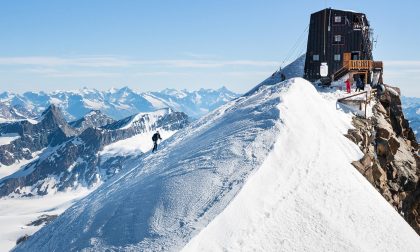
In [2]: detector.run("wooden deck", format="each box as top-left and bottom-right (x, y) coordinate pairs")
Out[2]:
(332, 52), (383, 82)
(348, 60), (372, 70)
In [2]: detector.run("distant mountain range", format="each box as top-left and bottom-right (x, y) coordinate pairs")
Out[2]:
(401, 96), (420, 140)
(0, 86), (239, 121)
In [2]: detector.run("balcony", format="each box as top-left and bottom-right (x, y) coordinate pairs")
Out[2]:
(348, 60), (372, 70)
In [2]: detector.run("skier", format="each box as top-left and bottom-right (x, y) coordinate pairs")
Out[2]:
(345, 77), (351, 94)
(152, 131), (162, 153)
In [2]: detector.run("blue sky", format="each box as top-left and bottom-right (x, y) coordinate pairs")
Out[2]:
(0, 0), (419, 96)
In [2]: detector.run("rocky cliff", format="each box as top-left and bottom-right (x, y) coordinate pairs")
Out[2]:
(347, 85), (420, 235)
(0, 104), (76, 166)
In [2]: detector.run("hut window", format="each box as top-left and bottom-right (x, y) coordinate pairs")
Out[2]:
(334, 16), (342, 23)
(334, 35), (342, 42)
(313, 54), (319, 61)
(334, 54), (341, 61)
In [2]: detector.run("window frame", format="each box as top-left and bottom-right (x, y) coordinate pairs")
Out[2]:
(334, 16), (342, 23)
(334, 35), (342, 42)
(332, 34), (344, 45)
(334, 54), (341, 61)
(333, 15), (344, 26)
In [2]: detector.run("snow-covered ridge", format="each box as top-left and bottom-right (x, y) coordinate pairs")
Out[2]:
(14, 78), (420, 251)
(183, 79), (420, 251)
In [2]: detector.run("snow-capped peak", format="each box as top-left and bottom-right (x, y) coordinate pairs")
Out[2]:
(120, 108), (173, 130)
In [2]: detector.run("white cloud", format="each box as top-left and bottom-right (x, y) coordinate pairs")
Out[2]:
(0, 56), (279, 69)
(384, 60), (420, 67)
(133, 71), (192, 77)
(25, 68), (121, 78)
(222, 71), (271, 77)
(0, 56), (133, 68)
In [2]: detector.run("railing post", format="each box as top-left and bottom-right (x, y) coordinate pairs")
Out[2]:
(364, 91), (368, 118)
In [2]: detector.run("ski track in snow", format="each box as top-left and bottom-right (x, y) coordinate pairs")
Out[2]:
(13, 78), (420, 251)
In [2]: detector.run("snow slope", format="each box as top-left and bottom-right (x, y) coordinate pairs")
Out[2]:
(14, 78), (420, 251)
(183, 79), (420, 251)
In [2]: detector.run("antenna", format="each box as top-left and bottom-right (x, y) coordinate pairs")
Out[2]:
(374, 35), (378, 48)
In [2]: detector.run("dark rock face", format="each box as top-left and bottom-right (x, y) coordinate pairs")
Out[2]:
(347, 85), (420, 235)
(16, 234), (30, 245)
(0, 104), (75, 166)
(0, 107), (189, 197)
(27, 214), (58, 226)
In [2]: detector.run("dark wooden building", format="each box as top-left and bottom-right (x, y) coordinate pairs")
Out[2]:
(303, 8), (382, 84)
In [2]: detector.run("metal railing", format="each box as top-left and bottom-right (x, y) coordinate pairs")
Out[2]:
(337, 89), (377, 118)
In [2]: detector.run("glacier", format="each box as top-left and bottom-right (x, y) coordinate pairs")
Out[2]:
(14, 77), (420, 251)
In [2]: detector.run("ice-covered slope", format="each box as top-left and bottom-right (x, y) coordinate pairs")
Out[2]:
(15, 78), (420, 251)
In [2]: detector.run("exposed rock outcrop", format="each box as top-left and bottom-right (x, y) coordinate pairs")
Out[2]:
(0, 104), (76, 166)
(347, 85), (420, 235)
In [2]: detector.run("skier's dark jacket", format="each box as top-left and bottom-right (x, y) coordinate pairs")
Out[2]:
(152, 132), (161, 142)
